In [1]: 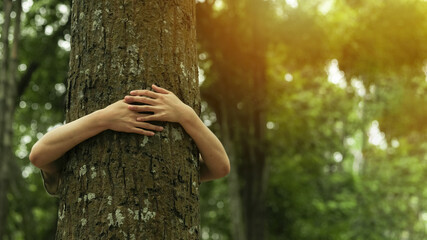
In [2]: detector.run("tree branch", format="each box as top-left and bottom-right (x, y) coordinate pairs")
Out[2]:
(16, 7), (71, 99)
(10, 0), (22, 100)
(16, 62), (40, 98)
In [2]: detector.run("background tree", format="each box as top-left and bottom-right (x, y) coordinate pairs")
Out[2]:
(54, 0), (201, 239)
(196, 0), (427, 239)
(3, 0), (427, 239)
(0, 0), (22, 237)
(1, 0), (71, 238)
(196, 1), (278, 239)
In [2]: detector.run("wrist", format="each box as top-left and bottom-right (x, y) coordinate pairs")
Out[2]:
(179, 105), (198, 128)
(92, 108), (110, 131)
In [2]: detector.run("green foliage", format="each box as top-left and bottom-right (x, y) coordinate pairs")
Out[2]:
(6, 0), (427, 239)
(200, 177), (232, 240)
(197, 0), (427, 239)
(336, 0), (427, 82)
(4, 0), (70, 239)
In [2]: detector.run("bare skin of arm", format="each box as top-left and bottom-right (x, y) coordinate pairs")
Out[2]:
(126, 84), (230, 181)
(29, 84), (230, 182)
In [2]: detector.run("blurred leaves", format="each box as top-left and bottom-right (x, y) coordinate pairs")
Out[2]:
(197, 0), (427, 239)
(5, 0), (427, 239)
(3, 0), (69, 239)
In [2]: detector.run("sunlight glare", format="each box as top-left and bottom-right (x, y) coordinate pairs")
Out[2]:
(285, 0), (298, 8)
(266, 121), (276, 129)
(351, 78), (366, 97)
(57, 4), (70, 25)
(22, 0), (34, 13)
(423, 64), (427, 82)
(326, 59), (347, 88)
(198, 66), (205, 86)
(213, 0), (225, 11)
(368, 120), (387, 150)
(22, 165), (35, 178)
(284, 73), (293, 82)
(58, 38), (71, 51)
(333, 152), (343, 163)
(391, 139), (400, 148)
(45, 25), (53, 35)
(318, 0), (334, 15)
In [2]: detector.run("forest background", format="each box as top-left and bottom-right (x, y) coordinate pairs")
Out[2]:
(1, 0), (427, 239)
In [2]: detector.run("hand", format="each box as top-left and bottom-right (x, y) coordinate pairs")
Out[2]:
(101, 99), (164, 136)
(124, 84), (194, 124)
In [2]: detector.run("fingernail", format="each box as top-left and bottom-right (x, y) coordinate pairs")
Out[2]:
(130, 91), (136, 94)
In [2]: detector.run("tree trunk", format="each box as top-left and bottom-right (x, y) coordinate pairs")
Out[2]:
(243, 6), (268, 237)
(196, 1), (269, 239)
(205, 59), (268, 240)
(0, 0), (22, 238)
(56, 1), (201, 239)
(0, 1), (13, 237)
(219, 101), (246, 240)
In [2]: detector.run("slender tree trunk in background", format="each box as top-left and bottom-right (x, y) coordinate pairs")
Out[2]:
(245, 46), (267, 240)
(196, 1), (269, 239)
(0, 1), (13, 237)
(56, 1), (201, 239)
(219, 101), (246, 240)
(244, 8), (268, 238)
(237, 52), (267, 240)
(0, 0), (22, 237)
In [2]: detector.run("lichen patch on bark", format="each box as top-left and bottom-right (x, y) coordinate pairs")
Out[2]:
(79, 164), (87, 176)
(58, 0), (201, 238)
(171, 127), (183, 141)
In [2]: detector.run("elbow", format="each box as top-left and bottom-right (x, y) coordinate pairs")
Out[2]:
(200, 153), (231, 181)
(219, 158), (231, 178)
(29, 148), (42, 169)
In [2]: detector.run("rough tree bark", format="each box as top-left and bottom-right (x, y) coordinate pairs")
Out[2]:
(55, 0), (201, 239)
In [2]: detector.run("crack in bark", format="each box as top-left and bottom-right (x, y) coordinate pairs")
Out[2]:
(57, 1), (200, 238)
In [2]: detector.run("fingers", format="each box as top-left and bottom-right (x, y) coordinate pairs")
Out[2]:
(131, 121), (164, 136)
(137, 114), (161, 122)
(135, 121), (164, 132)
(152, 84), (170, 94)
(129, 85), (170, 100)
(129, 89), (159, 99)
(131, 128), (155, 136)
(136, 113), (152, 118)
(127, 105), (157, 112)
(124, 95), (156, 105)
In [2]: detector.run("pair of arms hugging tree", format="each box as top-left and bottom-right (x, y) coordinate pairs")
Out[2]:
(29, 84), (230, 194)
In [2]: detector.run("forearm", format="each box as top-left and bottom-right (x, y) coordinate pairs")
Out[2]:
(180, 107), (230, 181)
(126, 85), (230, 181)
(29, 109), (107, 174)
